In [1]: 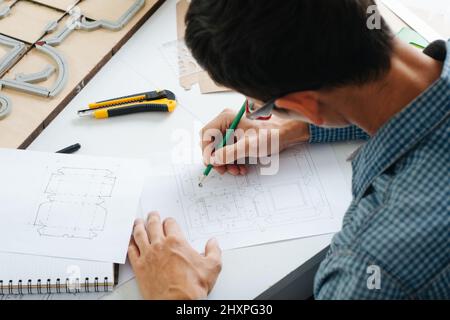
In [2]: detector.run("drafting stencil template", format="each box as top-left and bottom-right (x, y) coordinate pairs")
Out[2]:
(141, 144), (352, 252)
(34, 167), (116, 239)
(0, 148), (147, 263)
(160, 39), (203, 79)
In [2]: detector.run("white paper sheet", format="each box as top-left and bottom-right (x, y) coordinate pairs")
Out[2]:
(0, 149), (147, 263)
(141, 144), (352, 252)
(381, 0), (450, 42)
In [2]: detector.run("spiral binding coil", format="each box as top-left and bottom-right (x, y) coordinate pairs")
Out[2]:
(0, 277), (112, 295)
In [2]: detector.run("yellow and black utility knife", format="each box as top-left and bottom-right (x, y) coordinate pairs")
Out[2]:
(77, 89), (177, 119)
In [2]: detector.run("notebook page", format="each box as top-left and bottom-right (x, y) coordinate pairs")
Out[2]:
(0, 252), (113, 294)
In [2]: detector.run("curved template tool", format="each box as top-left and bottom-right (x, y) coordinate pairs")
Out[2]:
(0, 0), (146, 120)
(45, 0), (146, 45)
(0, 34), (26, 77)
(0, 42), (68, 97)
(0, 93), (11, 119)
(79, 0), (145, 31)
(0, 33), (27, 119)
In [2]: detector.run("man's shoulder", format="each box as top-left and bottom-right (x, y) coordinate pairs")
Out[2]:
(389, 121), (449, 200)
(321, 130), (450, 299)
(315, 243), (450, 299)
(316, 108), (449, 299)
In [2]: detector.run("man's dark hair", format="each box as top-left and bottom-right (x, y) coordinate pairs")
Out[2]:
(185, 0), (394, 101)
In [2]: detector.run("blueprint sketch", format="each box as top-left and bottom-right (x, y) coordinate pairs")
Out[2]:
(0, 148), (147, 263)
(34, 168), (116, 239)
(141, 144), (352, 252)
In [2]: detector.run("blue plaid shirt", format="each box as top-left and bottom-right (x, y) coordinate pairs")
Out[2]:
(310, 40), (450, 299)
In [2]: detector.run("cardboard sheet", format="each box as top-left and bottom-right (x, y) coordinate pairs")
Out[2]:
(176, 0), (230, 94)
(31, 0), (80, 12)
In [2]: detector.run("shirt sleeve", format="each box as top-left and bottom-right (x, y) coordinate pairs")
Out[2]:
(314, 250), (411, 300)
(309, 125), (370, 144)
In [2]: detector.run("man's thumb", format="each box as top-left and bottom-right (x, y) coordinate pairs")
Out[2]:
(205, 238), (222, 262)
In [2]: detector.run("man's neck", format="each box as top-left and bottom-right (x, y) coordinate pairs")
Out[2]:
(323, 39), (444, 136)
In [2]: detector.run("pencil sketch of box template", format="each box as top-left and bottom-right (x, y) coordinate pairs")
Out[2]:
(34, 167), (117, 239)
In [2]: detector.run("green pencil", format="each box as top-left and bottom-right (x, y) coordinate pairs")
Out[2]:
(198, 101), (247, 187)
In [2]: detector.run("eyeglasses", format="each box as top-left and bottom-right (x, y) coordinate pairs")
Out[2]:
(245, 98), (278, 121)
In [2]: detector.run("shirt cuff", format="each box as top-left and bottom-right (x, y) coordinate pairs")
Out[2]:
(309, 125), (370, 144)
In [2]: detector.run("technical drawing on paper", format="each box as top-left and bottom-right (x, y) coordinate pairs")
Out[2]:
(173, 145), (333, 241)
(34, 167), (116, 239)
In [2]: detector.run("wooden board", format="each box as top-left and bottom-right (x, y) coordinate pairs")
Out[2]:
(31, 0), (80, 12)
(79, 0), (143, 21)
(0, 1), (65, 43)
(0, 0), (165, 148)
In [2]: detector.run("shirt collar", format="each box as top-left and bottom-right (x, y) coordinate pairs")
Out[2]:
(352, 40), (450, 200)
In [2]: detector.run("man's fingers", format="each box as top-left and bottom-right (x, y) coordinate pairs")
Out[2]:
(201, 109), (248, 166)
(146, 212), (164, 243)
(133, 219), (150, 250)
(212, 138), (248, 166)
(238, 164), (248, 175)
(226, 164), (240, 176)
(202, 139), (217, 166)
(163, 217), (184, 238)
(200, 113), (232, 162)
(128, 238), (140, 264)
(205, 238), (222, 267)
(214, 165), (227, 175)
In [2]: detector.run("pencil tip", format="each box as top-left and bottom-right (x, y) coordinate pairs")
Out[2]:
(198, 175), (206, 188)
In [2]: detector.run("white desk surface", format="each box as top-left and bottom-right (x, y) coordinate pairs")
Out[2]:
(27, 0), (382, 300)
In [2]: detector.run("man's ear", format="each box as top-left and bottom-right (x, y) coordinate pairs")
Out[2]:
(276, 91), (323, 125)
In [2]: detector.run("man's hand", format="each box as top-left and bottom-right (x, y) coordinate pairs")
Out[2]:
(128, 212), (222, 300)
(201, 109), (310, 176)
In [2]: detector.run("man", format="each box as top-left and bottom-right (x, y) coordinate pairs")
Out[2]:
(128, 0), (449, 299)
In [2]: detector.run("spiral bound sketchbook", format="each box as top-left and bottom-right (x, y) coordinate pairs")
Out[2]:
(0, 252), (116, 295)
